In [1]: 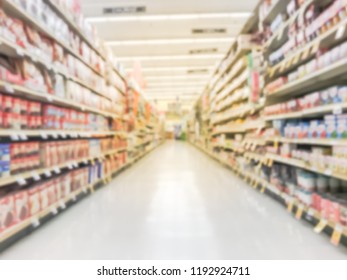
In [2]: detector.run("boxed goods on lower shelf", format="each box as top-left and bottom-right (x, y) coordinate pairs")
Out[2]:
(260, 162), (347, 225)
(0, 161), (124, 234)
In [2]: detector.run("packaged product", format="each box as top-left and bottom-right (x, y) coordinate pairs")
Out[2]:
(13, 191), (29, 222)
(0, 194), (15, 232)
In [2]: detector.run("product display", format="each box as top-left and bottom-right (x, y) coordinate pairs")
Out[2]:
(188, 0), (347, 249)
(0, 0), (163, 249)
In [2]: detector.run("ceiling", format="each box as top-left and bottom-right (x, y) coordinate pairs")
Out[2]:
(80, 0), (258, 110)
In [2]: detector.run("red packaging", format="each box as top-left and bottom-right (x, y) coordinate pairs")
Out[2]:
(21, 114), (27, 129)
(13, 191), (29, 222)
(47, 181), (57, 206)
(0, 195), (15, 232)
(8, 18), (27, 48)
(330, 201), (340, 223)
(321, 197), (331, 220)
(20, 99), (28, 114)
(39, 184), (50, 210)
(3, 95), (12, 112)
(28, 186), (41, 216)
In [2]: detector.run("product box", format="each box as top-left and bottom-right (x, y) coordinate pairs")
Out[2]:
(39, 183), (50, 210)
(13, 190), (29, 222)
(0, 194), (15, 232)
(28, 185), (41, 216)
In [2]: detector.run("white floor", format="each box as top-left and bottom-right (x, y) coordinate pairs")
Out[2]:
(1, 141), (346, 259)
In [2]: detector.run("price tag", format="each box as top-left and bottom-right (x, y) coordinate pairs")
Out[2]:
(10, 134), (20, 141)
(325, 169), (332, 176)
(51, 206), (58, 215)
(91, 159), (95, 165)
(73, 162), (78, 168)
(31, 217), (40, 228)
(19, 133), (28, 140)
(16, 47), (24, 56)
(333, 105), (343, 115)
(82, 187), (88, 194)
(295, 205), (304, 220)
(287, 199), (294, 213)
(67, 163), (74, 170)
(260, 185), (266, 193)
(31, 172), (41, 181)
(269, 67), (275, 78)
(60, 133), (67, 139)
(40, 132), (48, 139)
(44, 170), (52, 177)
(267, 158), (273, 167)
(277, 27), (284, 41)
(54, 167), (61, 174)
(83, 159), (88, 164)
(52, 133), (58, 139)
(311, 41), (320, 55)
(279, 62), (286, 72)
(274, 139), (279, 150)
(307, 208), (316, 218)
(301, 47), (311, 60)
(16, 177), (27, 186)
(59, 200), (66, 209)
(335, 24), (346, 40)
(292, 53), (300, 65)
(255, 163), (262, 172)
(4, 83), (14, 93)
(71, 194), (77, 202)
(46, 95), (53, 102)
(314, 219), (328, 233)
(331, 225), (343, 246)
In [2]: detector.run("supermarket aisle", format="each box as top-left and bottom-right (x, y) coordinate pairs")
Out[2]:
(1, 141), (346, 259)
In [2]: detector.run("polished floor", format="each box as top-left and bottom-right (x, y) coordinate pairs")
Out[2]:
(1, 141), (346, 259)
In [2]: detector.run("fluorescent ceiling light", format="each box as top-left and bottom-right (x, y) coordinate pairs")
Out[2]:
(117, 54), (223, 61)
(147, 82), (206, 87)
(144, 87), (203, 93)
(145, 75), (209, 80)
(87, 13), (251, 23)
(108, 37), (234, 46)
(125, 66), (213, 72)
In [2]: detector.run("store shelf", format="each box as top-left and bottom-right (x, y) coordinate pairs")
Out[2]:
(263, 0), (288, 24)
(0, 36), (113, 102)
(2, 0), (103, 77)
(215, 58), (247, 94)
(0, 147), (126, 188)
(265, 137), (347, 146)
(0, 130), (125, 140)
(266, 153), (347, 181)
(0, 186), (88, 243)
(191, 141), (347, 247)
(211, 48), (251, 93)
(268, 12), (347, 80)
(0, 81), (119, 119)
(266, 56), (347, 99)
(212, 105), (252, 125)
(212, 120), (265, 136)
(0, 141), (162, 247)
(43, 0), (106, 60)
(216, 73), (248, 103)
(264, 103), (347, 121)
(265, 0), (314, 52)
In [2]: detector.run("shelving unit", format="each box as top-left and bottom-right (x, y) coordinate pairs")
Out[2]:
(0, 0), (163, 250)
(189, 0), (347, 248)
